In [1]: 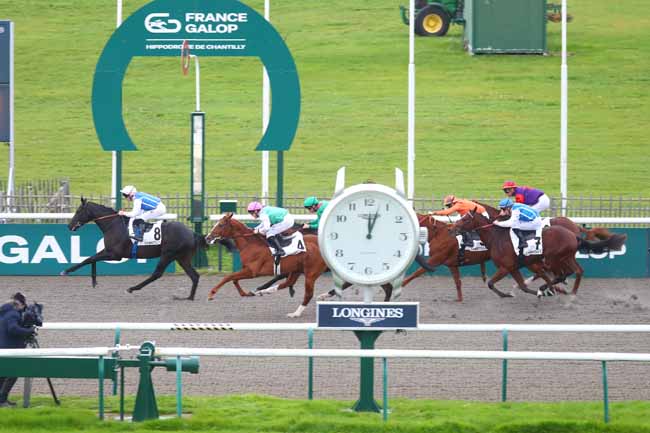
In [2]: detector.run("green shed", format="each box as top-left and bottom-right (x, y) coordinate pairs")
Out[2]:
(464, 0), (547, 54)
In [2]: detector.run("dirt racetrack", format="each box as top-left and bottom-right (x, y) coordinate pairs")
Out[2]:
(3, 273), (650, 402)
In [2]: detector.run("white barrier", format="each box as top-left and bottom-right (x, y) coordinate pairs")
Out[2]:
(0, 346), (128, 357)
(0, 213), (178, 220)
(40, 322), (650, 333)
(155, 347), (650, 362)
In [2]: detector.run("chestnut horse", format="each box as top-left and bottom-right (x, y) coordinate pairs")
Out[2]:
(453, 210), (627, 298)
(400, 213), (490, 302)
(205, 213), (327, 318)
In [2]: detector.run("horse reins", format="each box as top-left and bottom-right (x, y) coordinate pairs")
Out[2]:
(94, 213), (121, 222)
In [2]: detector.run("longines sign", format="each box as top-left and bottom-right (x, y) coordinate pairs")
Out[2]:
(317, 302), (419, 329)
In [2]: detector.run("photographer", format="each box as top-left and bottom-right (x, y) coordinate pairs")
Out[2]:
(0, 292), (36, 408)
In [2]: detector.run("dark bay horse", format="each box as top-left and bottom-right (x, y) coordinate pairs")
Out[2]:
(63, 198), (208, 300)
(205, 213), (328, 318)
(400, 213), (490, 302)
(479, 201), (615, 241)
(453, 210), (627, 298)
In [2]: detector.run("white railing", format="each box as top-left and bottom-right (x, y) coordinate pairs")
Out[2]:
(0, 213), (647, 224)
(0, 213), (178, 220)
(40, 322), (650, 332)
(0, 346), (129, 357)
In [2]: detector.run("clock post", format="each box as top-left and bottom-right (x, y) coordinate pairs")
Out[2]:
(317, 167), (422, 414)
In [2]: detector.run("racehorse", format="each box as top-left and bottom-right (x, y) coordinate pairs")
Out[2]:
(400, 213), (490, 302)
(452, 210), (627, 298)
(478, 201), (615, 241)
(62, 198), (208, 300)
(204, 213), (328, 318)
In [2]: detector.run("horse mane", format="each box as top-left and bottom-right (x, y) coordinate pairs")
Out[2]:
(474, 201), (500, 219)
(85, 200), (117, 215)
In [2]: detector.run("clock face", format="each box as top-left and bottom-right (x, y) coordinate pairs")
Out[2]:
(318, 185), (420, 286)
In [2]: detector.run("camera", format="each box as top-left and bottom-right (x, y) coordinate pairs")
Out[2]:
(21, 302), (44, 328)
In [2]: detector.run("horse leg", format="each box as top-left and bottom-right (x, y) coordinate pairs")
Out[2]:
(61, 249), (116, 275)
(509, 268), (538, 295)
(257, 273), (300, 296)
(207, 268), (254, 300)
(449, 266), (463, 302)
(173, 253), (200, 301)
(232, 280), (256, 297)
(527, 262), (558, 298)
(317, 281), (352, 301)
(487, 267), (514, 298)
(480, 262), (487, 283)
(288, 273), (319, 318)
(91, 262), (97, 288)
(381, 283), (393, 301)
(252, 274), (288, 293)
(571, 260), (584, 295)
(403, 267), (427, 287)
(127, 253), (176, 294)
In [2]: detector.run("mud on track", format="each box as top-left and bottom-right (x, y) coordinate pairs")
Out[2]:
(3, 273), (650, 402)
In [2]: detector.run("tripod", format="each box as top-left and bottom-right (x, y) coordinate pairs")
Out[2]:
(23, 338), (60, 408)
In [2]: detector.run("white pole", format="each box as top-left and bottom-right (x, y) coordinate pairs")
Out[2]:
(192, 55), (201, 112)
(407, 0), (416, 202)
(261, 0), (270, 205)
(560, 0), (568, 216)
(112, 0), (123, 206)
(5, 21), (15, 212)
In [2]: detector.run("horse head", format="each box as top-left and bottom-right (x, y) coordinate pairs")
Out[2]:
(206, 212), (236, 244)
(451, 210), (481, 234)
(68, 197), (91, 231)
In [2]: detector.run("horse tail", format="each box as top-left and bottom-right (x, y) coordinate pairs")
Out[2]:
(577, 233), (627, 254)
(193, 232), (209, 250)
(584, 226), (615, 241)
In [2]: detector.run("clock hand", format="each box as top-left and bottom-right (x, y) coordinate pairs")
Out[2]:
(367, 210), (380, 239)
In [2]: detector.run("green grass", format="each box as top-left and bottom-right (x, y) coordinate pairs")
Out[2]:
(1, 0), (649, 198)
(1, 395), (650, 433)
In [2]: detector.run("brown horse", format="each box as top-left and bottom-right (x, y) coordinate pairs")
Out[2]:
(205, 213), (327, 317)
(400, 213), (490, 302)
(452, 210), (627, 298)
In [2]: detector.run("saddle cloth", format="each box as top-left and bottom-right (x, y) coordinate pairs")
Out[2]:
(269, 232), (307, 257)
(128, 220), (163, 246)
(456, 231), (487, 252)
(509, 227), (544, 256)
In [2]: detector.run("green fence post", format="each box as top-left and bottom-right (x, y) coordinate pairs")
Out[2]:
(602, 361), (610, 423)
(352, 330), (382, 412)
(112, 327), (121, 396)
(501, 329), (509, 402)
(308, 327), (314, 400)
(98, 356), (105, 421)
(382, 357), (388, 422)
(133, 342), (159, 422)
(176, 356), (183, 418)
(119, 366), (125, 421)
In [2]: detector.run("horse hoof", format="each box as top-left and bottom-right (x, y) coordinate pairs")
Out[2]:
(60, 271), (68, 276)
(126, 288), (134, 294)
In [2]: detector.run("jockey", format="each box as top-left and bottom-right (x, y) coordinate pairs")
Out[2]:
(118, 185), (167, 242)
(247, 201), (295, 257)
(501, 180), (551, 213)
(493, 198), (543, 232)
(431, 195), (489, 219)
(302, 196), (329, 231)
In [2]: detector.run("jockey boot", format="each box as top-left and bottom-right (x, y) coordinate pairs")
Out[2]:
(132, 219), (145, 242)
(267, 236), (285, 257)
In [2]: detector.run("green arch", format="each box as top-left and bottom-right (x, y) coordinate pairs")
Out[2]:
(92, 0), (300, 152)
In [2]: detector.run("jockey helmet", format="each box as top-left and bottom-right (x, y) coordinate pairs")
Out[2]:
(498, 198), (514, 209)
(502, 180), (517, 190)
(121, 185), (137, 197)
(303, 196), (319, 208)
(443, 195), (456, 207)
(247, 201), (263, 213)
